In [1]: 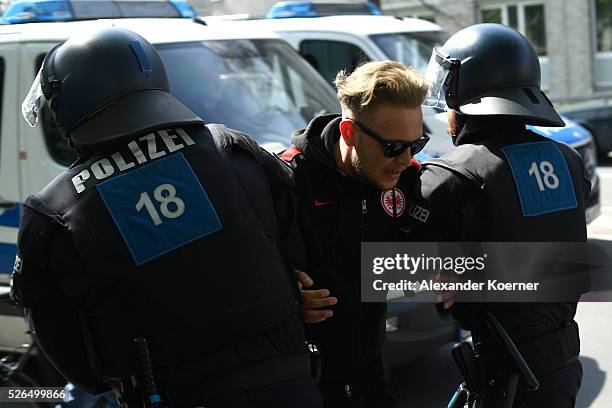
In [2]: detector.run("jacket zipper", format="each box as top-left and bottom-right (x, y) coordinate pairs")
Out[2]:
(361, 199), (368, 240)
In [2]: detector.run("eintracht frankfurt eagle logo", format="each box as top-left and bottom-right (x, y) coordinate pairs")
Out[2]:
(380, 188), (405, 217)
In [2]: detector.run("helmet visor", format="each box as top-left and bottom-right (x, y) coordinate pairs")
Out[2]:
(22, 68), (46, 127)
(422, 47), (460, 109)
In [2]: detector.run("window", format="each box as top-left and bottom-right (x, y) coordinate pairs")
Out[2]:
(371, 31), (448, 73)
(596, 0), (612, 52)
(0, 58), (3, 164)
(299, 40), (370, 85)
(480, 3), (546, 55)
(158, 40), (338, 146)
(524, 5), (546, 56)
(508, 5), (519, 29)
(481, 8), (502, 24)
(36, 54), (77, 167)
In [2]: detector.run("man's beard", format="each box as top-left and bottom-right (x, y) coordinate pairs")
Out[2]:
(352, 153), (383, 189)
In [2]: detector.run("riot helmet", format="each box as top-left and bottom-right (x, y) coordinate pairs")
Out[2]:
(423, 23), (564, 127)
(22, 27), (202, 146)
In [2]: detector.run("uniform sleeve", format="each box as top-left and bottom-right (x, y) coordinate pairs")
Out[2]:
(229, 148), (304, 297)
(47, 223), (91, 307)
(581, 164), (592, 204)
(266, 160), (307, 290)
(11, 203), (107, 394)
(273, 156), (307, 273)
(561, 142), (591, 204)
(11, 205), (56, 307)
(403, 165), (473, 241)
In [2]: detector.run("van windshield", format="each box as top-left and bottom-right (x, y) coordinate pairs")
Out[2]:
(370, 31), (448, 73)
(158, 39), (339, 148)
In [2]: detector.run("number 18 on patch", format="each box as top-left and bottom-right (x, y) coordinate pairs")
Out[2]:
(97, 153), (222, 265)
(501, 142), (577, 217)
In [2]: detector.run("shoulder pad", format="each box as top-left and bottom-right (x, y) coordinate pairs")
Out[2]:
(207, 123), (295, 186)
(423, 145), (489, 188)
(23, 194), (66, 226)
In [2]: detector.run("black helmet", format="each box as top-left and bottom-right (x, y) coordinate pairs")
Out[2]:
(423, 23), (564, 127)
(24, 27), (202, 146)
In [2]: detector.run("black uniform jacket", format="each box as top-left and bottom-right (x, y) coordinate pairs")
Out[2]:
(406, 119), (589, 378)
(12, 125), (309, 399)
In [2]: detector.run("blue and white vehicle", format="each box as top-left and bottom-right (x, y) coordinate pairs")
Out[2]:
(0, 17), (340, 359)
(241, 15), (601, 224)
(0, 0), (196, 24)
(266, 1), (382, 19)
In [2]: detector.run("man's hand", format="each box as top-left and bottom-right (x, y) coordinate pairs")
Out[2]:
(433, 272), (456, 309)
(436, 291), (455, 309)
(295, 270), (338, 323)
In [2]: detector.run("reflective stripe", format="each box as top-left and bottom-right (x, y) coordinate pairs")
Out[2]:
(0, 203), (20, 228)
(0, 243), (17, 275)
(0, 203), (20, 275)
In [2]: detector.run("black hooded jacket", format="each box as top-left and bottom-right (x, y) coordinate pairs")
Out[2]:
(281, 114), (419, 393)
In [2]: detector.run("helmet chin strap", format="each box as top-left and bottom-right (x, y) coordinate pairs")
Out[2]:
(449, 111), (466, 146)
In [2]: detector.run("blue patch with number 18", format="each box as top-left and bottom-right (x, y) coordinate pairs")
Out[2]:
(97, 152), (222, 266)
(500, 142), (577, 217)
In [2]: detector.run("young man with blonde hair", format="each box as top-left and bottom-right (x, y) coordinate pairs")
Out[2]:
(281, 60), (429, 407)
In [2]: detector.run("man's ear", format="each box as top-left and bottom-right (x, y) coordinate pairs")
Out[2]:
(339, 120), (357, 147)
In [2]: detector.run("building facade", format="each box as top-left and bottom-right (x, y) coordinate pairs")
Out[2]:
(382, 0), (612, 102)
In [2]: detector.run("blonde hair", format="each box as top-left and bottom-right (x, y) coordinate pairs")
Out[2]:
(335, 60), (428, 115)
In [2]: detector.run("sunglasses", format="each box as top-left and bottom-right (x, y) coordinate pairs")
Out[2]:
(349, 119), (430, 158)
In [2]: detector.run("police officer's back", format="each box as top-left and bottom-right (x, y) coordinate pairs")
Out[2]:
(12, 28), (321, 407)
(410, 24), (588, 407)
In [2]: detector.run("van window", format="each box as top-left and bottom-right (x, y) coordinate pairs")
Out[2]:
(370, 31), (447, 73)
(0, 58), (4, 163)
(299, 40), (370, 85)
(158, 39), (338, 146)
(36, 55), (77, 167)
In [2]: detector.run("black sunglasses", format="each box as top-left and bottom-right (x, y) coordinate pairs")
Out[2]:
(349, 119), (430, 158)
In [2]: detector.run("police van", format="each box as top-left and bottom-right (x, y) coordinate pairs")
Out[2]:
(0, 15), (461, 385)
(236, 15), (601, 224)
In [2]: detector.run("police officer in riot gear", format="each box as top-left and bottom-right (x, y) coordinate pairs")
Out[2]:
(409, 24), (588, 407)
(13, 27), (322, 408)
